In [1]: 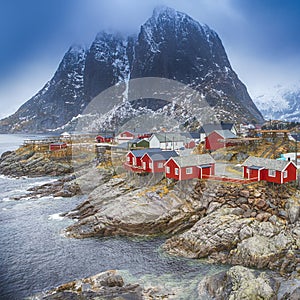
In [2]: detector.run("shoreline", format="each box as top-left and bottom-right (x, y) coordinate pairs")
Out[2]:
(1, 144), (299, 299)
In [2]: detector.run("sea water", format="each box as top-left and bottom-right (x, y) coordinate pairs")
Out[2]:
(0, 135), (226, 300)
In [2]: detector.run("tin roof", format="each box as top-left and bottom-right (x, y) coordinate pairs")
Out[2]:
(130, 148), (161, 158)
(213, 130), (237, 139)
(151, 133), (185, 142)
(147, 150), (178, 161)
(171, 154), (215, 168)
(242, 156), (293, 171)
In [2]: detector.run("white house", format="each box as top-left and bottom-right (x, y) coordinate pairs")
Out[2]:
(149, 133), (185, 150)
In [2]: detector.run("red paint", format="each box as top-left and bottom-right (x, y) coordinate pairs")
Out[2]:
(165, 159), (180, 180)
(165, 157), (215, 180)
(141, 153), (167, 173)
(283, 163), (297, 183)
(185, 140), (196, 149)
(96, 135), (114, 143)
(49, 143), (67, 151)
(243, 162), (297, 184)
(205, 131), (235, 151)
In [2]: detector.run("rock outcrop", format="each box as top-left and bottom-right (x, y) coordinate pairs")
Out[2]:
(65, 175), (205, 238)
(32, 270), (143, 300)
(0, 147), (73, 177)
(198, 265), (300, 300)
(163, 181), (300, 276)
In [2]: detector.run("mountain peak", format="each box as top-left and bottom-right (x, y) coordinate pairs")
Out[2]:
(152, 6), (177, 18)
(0, 7), (264, 133)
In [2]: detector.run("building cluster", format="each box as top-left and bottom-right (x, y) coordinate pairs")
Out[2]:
(95, 122), (298, 184)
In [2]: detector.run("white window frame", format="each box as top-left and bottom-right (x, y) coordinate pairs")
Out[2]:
(166, 166), (170, 174)
(126, 156), (130, 162)
(133, 157), (136, 166)
(143, 162), (146, 170)
(283, 170), (288, 178)
(186, 167), (193, 175)
(268, 169), (276, 177)
(175, 168), (179, 175)
(158, 163), (163, 168)
(149, 162), (153, 170)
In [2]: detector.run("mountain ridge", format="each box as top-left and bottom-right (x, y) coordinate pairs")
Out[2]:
(0, 6), (264, 133)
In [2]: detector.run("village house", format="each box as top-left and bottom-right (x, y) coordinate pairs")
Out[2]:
(124, 148), (161, 171)
(205, 130), (238, 151)
(242, 156), (297, 184)
(165, 154), (215, 181)
(115, 131), (152, 144)
(128, 138), (149, 149)
(141, 150), (178, 173)
(199, 123), (238, 142)
(115, 131), (135, 144)
(49, 142), (68, 151)
(96, 133), (114, 143)
(149, 133), (185, 150)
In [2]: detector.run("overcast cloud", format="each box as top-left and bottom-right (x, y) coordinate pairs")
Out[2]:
(0, 0), (299, 118)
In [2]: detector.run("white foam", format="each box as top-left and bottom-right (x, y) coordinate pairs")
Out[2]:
(48, 213), (64, 221)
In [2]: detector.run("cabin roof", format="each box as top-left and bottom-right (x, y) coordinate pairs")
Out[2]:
(170, 154), (215, 168)
(212, 130), (237, 139)
(146, 150), (178, 161)
(151, 133), (185, 142)
(242, 156), (294, 171)
(199, 123), (235, 134)
(130, 148), (161, 158)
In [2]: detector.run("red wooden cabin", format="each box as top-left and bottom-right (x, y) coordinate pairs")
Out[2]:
(96, 134), (114, 143)
(49, 142), (67, 151)
(141, 150), (178, 173)
(165, 154), (215, 180)
(205, 130), (237, 151)
(242, 156), (297, 184)
(124, 148), (161, 171)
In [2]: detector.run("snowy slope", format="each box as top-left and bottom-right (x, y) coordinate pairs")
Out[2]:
(253, 84), (300, 121)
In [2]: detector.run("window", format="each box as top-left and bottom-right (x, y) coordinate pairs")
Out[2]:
(166, 166), (170, 174)
(143, 162), (146, 170)
(246, 168), (250, 174)
(186, 167), (193, 174)
(133, 157), (136, 166)
(268, 169), (276, 177)
(149, 163), (153, 170)
(175, 168), (179, 175)
(158, 163), (163, 168)
(126, 156), (130, 162)
(283, 170), (288, 178)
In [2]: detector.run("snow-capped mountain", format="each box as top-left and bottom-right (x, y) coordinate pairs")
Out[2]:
(253, 84), (300, 122)
(0, 6), (264, 133)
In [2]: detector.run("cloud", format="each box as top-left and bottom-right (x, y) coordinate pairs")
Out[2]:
(0, 59), (57, 119)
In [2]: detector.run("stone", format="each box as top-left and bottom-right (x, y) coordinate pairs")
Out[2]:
(198, 266), (276, 300)
(255, 199), (267, 209)
(240, 190), (250, 198)
(286, 198), (300, 224)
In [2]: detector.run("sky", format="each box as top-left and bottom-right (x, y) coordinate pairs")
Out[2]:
(0, 0), (300, 119)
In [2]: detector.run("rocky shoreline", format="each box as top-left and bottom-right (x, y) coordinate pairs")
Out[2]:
(1, 147), (300, 299)
(0, 148), (73, 177)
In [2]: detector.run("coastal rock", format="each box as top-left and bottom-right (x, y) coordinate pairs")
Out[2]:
(31, 270), (143, 300)
(0, 148), (72, 177)
(197, 265), (297, 300)
(163, 205), (300, 275)
(65, 174), (203, 238)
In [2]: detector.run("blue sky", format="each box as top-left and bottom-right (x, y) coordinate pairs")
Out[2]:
(0, 0), (300, 118)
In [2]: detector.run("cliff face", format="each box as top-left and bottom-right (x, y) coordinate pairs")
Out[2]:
(0, 7), (264, 133)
